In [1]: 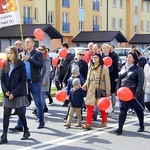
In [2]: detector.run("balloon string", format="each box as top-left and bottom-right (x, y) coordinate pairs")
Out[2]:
(134, 97), (149, 113)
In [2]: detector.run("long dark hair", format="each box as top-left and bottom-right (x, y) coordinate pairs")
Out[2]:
(4, 46), (19, 73)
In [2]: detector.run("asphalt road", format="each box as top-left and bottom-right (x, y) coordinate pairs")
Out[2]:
(0, 97), (150, 150)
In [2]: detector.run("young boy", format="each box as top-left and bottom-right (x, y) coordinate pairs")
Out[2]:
(65, 78), (86, 128)
(62, 65), (85, 122)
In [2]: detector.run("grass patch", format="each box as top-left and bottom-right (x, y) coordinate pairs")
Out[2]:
(51, 86), (57, 93)
(0, 93), (3, 102)
(0, 87), (57, 102)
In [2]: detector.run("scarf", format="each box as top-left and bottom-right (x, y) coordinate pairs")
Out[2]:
(124, 62), (134, 72)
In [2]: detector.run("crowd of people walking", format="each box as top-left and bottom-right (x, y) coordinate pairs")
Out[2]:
(0, 39), (150, 144)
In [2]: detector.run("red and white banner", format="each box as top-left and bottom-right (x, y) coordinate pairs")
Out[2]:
(0, 0), (21, 28)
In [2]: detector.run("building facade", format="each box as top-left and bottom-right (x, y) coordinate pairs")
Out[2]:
(9, 0), (150, 50)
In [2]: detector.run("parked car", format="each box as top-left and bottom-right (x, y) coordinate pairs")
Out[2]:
(68, 47), (88, 57)
(143, 46), (150, 59)
(114, 48), (131, 64)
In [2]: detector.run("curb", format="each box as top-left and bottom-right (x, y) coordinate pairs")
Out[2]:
(0, 93), (56, 107)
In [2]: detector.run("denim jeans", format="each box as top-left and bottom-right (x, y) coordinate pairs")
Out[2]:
(41, 91), (46, 110)
(17, 81), (44, 126)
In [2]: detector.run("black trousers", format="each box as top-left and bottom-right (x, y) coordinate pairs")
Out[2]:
(118, 107), (144, 131)
(3, 107), (28, 134)
(145, 102), (150, 111)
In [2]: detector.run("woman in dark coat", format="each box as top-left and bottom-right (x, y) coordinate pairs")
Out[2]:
(0, 46), (30, 144)
(114, 52), (144, 135)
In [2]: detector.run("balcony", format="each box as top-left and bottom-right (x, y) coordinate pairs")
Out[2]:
(62, 0), (70, 7)
(23, 17), (32, 24)
(93, 25), (99, 31)
(62, 22), (70, 32)
(93, 1), (99, 11)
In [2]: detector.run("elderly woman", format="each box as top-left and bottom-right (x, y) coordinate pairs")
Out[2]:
(114, 52), (145, 135)
(82, 53), (111, 130)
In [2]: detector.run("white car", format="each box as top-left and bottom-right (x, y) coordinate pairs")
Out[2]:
(143, 46), (150, 59)
(68, 47), (88, 56)
(114, 48), (131, 64)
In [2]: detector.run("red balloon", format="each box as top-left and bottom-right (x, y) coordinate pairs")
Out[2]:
(97, 97), (110, 110)
(52, 56), (59, 67)
(0, 58), (6, 68)
(55, 90), (67, 102)
(58, 48), (67, 58)
(103, 57), (113, 67)
(117, 87), (134, 101)
(34, 28), (44, 41)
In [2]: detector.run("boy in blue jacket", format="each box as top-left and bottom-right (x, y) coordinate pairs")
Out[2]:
(65, 78), (86, 128)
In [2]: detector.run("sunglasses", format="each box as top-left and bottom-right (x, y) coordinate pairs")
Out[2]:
(92, 56), (99, 59)
(78, 53), (84, 56)
(38, 48), (43, 51)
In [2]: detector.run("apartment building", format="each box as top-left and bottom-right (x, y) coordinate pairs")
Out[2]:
(7, 0), (150, 49)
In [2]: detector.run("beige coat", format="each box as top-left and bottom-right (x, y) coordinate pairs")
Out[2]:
(85, 65), (111, 106)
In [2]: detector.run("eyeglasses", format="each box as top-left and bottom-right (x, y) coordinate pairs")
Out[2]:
(92, 56), (99, 59)
(38, 48), (43, 51)
(78, 53), (84, 56)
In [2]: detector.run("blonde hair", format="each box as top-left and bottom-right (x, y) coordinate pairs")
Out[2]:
(101, 43), (111, 49)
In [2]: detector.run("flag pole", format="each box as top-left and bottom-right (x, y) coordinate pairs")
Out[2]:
(19, 24), (24, 44)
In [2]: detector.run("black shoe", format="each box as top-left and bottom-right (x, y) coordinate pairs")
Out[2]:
(62, 100), (68, 107)
(44, 107), (48, 113)
(9, 126), (23, 132)
(21, 129), (30, 140)
(114, 129), (122, 135)
(137, 127), (144, 132)
(0, 133), (8, 144)
(37, 122), (45, 129)
(32, 109), (37, 114)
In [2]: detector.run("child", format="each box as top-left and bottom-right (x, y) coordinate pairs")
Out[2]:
(65, 78), (86, 128)
(62, 65), (85, 122)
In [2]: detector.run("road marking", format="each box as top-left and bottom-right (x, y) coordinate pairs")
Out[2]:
(19, 115), (150, 150)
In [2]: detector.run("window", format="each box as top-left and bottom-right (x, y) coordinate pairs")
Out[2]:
(24, 6), (31, 18)
(79, 21), (84, 31)
(146, 3), (150, 12)
(34, 7), (38, 21)
(62, 0), (70, 7)
(111, 18), (116, 28)
(141, 21), (144, 31)
(146, 21), (150, 32)
(93, 15), (99, 31)
(62, 12), (69, 32)
(79, 0), (84, 8)
(93, 0), (99, 11)
(100, 0), (102, 6)
(119, 18), (123, 29)
(23, 6), (32, 24)
(141, 2), (144, 11)
(119, 0), (123, 8)
(112, 0), (116, 8)
(134, 25), (138, 34)
(100, 16), (102, 28)
(48, 11), (54, 24)
(134, 6), (138, 14)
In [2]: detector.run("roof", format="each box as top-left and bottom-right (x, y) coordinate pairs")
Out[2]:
(129, 34), (150, 44)
(0, 24), (63, 39)
(72, 31), (127, 43)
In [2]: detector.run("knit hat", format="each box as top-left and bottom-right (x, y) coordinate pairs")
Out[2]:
(71, 65), (80, 74)
(72, 78), (80, 86)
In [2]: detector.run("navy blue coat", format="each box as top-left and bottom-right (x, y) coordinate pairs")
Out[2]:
(1, 60), (27, 98)
(66, 74), (85, 95)
(69, 88), (86, 108)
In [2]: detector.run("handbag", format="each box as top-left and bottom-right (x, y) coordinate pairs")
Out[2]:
(95, 65), (106, 99)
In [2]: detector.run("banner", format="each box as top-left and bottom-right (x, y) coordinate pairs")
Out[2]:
(0, 0), (21, 28)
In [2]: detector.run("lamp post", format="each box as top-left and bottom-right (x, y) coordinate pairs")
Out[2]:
(107, 0), (108, 31)
(46, 0), (48, 24)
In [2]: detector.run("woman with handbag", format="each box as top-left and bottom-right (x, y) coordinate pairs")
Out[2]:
(82, 53), (111, 130)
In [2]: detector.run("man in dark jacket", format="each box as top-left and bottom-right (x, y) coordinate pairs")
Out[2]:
(9, 37), (45, 130)
(57, 42), (74, 106)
